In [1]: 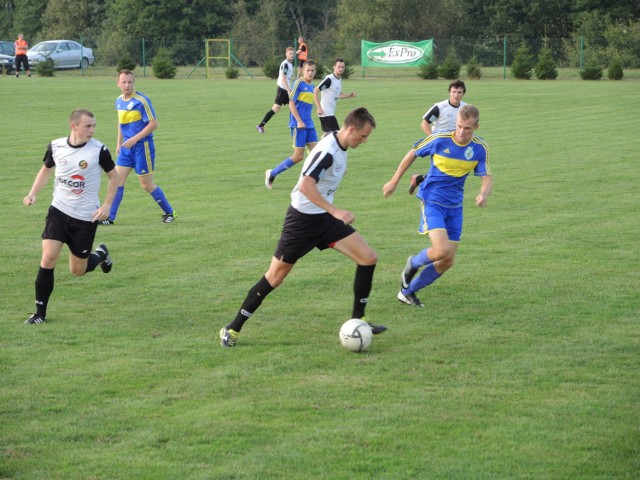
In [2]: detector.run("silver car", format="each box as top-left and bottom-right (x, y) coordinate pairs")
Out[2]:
(28, 40), (95, 69)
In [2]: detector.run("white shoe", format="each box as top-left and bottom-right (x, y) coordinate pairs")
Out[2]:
(265, 169), (273, 190)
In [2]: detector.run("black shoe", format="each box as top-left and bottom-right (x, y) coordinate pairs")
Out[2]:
(96, 244), (112, 273)
(98, 219), (114, 226)
(25, 313), (45, 324)
(397, 290), (425, 307)
(161, 212), (176, 223)
(401, 255), (418, 289)
(368, 323), (388, 335)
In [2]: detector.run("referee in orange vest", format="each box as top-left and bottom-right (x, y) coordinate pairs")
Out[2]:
(15, 33), (31, 78)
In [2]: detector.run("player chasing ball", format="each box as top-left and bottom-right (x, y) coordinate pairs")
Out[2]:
(220, 107), (387, 347)
(23, 109), (118, 324)
(383, 104), (492, 308)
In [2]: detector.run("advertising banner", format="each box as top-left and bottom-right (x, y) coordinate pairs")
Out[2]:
(361, 39), (434, 67)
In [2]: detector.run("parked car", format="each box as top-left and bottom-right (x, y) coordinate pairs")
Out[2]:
(27, 40), (95, 69)
(0, 40), (15, 74)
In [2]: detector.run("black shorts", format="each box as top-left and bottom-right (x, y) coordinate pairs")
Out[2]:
(274, 86), (290, 106)
(15, 54), (29, 71)
(274, 206), (356, 264)
(42, 206), (98, 259)
(319, 116), (340, 133)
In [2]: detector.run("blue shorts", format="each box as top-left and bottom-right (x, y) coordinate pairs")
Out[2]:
(419, 202), (463, 242)
(117, 139), (155, 175)
(291, 127), (318, 148)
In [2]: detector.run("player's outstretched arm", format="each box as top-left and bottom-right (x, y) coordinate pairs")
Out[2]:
(383, 149), (417, 198)
(23, 166), (53, 206)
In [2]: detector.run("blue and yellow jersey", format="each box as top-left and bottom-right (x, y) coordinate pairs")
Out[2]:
(414, 132), (490, 207)
(115, 91), (156, 141)
(289, 79), (315, 129)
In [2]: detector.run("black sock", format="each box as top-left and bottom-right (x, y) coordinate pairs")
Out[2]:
(260, 109), (276, 127)
(85, 252), (102, 273)
(227, 276), (275, 332)
(352, 264), (376, 319)
(34, 267), (54, 317)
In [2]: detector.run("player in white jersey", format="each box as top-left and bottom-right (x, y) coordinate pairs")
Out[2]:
(219, 107), (387, 347)
(22, 109), (119, 324)
(314, 59), (356, 136)
(411, 79), (467, 194)
(256, 47), (295, 133)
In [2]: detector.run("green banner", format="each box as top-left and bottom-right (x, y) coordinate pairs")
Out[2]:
(361, 39), (434, 67)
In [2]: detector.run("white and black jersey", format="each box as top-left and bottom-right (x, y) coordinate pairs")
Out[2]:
(423, 99), (466, 133)
(290, 132), (347, 215)
(316, 73), (342, 117)
(277, 59), (294, 91)
(46, 137), (115, 222)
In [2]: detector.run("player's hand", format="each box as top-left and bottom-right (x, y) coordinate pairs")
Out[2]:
(333, 208), (355, 225)
(297, 120), (305, 129)
(382, 181), (397, 198)
(23, 195), (36, 206)
(92, 206), (111, 222)
(476, 194), (488, 207)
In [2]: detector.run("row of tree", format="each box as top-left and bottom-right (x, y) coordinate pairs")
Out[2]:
(1, 0), (638, 68)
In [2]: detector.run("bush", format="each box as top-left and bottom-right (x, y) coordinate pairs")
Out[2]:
(466, 55), (482, 80)
(511, 44), (534, 79)
(313, 61), (326, 79)
(262, 58), (280, 79)
(225, 66), (239, 79)
(535, 47), (558, 80)
(417, 61), (438, 80)
(580, 60), (603, 80)
(608, 57), (624, 80)
(117, 54), (137, 73)
(35, 58), (55, 77)
(438, 50), (461, 79)
(342, 64), (355, 80)
(152, 48), (176, 79)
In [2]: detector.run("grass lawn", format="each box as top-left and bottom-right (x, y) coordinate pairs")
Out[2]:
(1, 71), (639, 479)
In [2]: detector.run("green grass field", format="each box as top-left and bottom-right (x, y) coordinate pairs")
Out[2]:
(1, 72), (639, 479)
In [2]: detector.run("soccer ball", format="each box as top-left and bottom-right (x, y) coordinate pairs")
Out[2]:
(339, 319), (373, 352)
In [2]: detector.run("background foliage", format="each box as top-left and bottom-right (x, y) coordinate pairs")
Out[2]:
(1, 0), (639, 69)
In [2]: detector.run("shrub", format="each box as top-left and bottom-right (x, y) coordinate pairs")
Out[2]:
(342, 64), (355, 80)
(608, 57), (624, 80)
(117, 54), (137, 73)
(313, 61), (326, 79)
(580, 60), (603, 80)
(35, 59), (55, 77)
(511, 44), (534, 79)
(152, 48), (176, 79)
(417, 61), (438, 80)
(438, 50), (461, 79)
(262, 58), (280, 79)
(535, 47), (558, 80)
(225, 66), (239, 79)
(466, 56), (482, 80)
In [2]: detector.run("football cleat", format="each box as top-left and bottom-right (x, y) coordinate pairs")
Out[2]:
(256, 125), (265, 134)
(264, 169), (274, 190)
(162, 212), (176, 223)
(368, 322), (388, 335)
(220, 327), (239, 347)
(401, 255), (418, 289)
(95, 243), (112, 273)
(25, 313), (45, 324)
(409, 174), (424, 195)
(98, 219), (114, 226)
(397, 290), (425, 307)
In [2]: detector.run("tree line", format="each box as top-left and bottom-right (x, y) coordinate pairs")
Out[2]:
(1, 0), (638, 68)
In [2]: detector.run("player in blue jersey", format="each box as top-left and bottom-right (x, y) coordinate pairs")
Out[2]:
(383, 104), (492, 307)
(100, 69), (176, 225)
(264, 60), (318, 189)
(220, 107), (386, 347)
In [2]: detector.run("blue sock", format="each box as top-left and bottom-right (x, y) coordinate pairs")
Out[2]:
(109, 186), (125, 221)
(271, 157), (295, 178)
(151, 187), (174, 214)
(412, 248), (431, 269)
(405, 263), (441, 294)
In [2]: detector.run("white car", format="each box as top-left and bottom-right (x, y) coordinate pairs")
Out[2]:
(28, 40), (95, 69)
